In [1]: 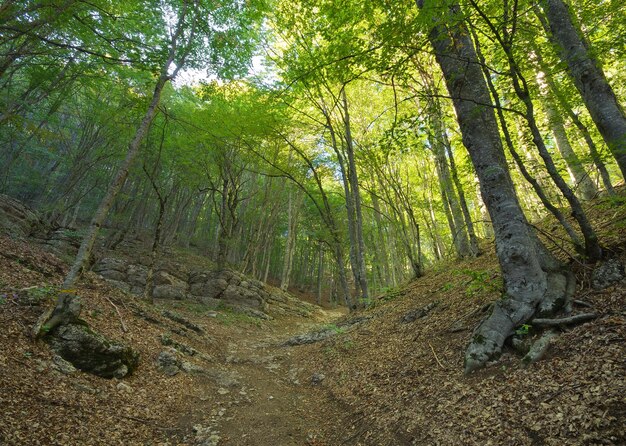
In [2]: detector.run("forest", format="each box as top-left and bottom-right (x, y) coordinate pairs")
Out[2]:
(1, 0), (625, 444)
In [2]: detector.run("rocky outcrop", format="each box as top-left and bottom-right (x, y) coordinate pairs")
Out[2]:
(91, 256), (311, 319)
(48, 323), (139, 379)
(0, 194), (47, 237)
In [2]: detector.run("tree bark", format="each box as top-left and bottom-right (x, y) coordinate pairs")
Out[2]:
(418, 0), (574, 373)
(540, 0), (626, 178)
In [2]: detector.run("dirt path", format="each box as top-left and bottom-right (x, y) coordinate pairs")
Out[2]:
(180, 308), (348, 446)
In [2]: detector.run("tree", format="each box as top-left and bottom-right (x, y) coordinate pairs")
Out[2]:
(538, 0), (626, 178)
(34, 0), (265, 336)
(417, 0), (574, 373)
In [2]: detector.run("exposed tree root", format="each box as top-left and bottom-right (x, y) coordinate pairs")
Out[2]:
(531, 313), (597, 327)
(522, 329), (558, 367)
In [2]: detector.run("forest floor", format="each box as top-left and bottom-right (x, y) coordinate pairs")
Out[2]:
(0, 192), (625, 445)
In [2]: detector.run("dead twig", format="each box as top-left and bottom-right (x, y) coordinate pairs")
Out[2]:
(428, 342), (446, 369)
(104, 296), (128, 333)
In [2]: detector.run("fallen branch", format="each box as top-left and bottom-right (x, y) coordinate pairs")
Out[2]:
(531, 313), (597, 327)
(104, 296), (128, 333)
(573, 299), (593, 308)
(428, 342), (446, 369)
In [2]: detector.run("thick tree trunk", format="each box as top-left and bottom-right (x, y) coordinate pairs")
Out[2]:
(469, 0), (601, 260)
(471, 27), (584, 251)
(419, 0), (574, 373)
(540, 0), (626, 178)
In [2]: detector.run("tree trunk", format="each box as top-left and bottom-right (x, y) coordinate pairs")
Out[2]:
(543, 95), (597, 200)
(419, 0), (574, 373)
(471, 26), (584, 251)
(445, 144), (481, 256)
(540, 0), (626, 178)
(341, 89), (369, 304)
(280, 190), (298, 291)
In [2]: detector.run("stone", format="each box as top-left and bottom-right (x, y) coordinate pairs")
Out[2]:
(154, 271), (182, 286)
(127, 265), (148, 287)
(162, 310), (204, 333)
(51, 354), (77, 375)
(104, 279), (131, 293)
(223, 304), (272, 320)
(98, 270), (127, 282)
(181, 361), (205, 374)
(592, 258), (625, 289)
(152, 284), (186, 300)
(116, 382), (132, 393)
(93, 257), (128, 273)
(156, 349), (181, 376)
(0, 193), (46, 237)
(48, 323), (139, 379)
(311, 373), (325, 385)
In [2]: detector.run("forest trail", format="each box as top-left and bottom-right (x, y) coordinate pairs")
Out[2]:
(177, 307), (348, 446)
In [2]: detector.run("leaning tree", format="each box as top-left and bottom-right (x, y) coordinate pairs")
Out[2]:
(417, 0), (576, 373)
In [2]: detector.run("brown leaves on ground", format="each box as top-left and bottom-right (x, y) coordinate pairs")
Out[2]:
(292, 251), (626, 445)
(0, 235), (218, 445)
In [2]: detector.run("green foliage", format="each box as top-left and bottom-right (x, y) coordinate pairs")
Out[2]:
(216, 307), (264, 327)
(515, 324), (532, 336)
(322, 323), (345, 334)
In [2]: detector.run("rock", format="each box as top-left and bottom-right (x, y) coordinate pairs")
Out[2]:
(283, 329), (336, 346)
(104, 279), (131, 293)
(93, 257), (128, 273)
(160, 333), (199, 356)
(153, 284), (186, 300)
(98, 270), (127, 282)
(51, 354), (77, 375)
(162, 310), (204, 333)
(311, 373), (325, 385)
(127, 265), (148, 287)
(0, 193), (46, 237)
(154, 271), (184, 286)
(592, 258), (625, 289)
(221, 285), (264, 309)
(48, 323), (139, 379)
(44, 228), (81, 257)
(156, 349), (181, 376)
(181, 361), (205, 374)
(116, 382), (132, 393)
(223, 304), (272, 320)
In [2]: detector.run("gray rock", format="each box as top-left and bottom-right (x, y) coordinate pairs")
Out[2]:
(0, 193), (46, 237)
(93, 257), (127, 273)
(223, 304), (272, 320)
(51, 354), (77, 375)
(153, 284), (186, 300)
(116, 382), (132, 393)
(160, 333), (199, 356)
(104, 279), (131, 293)
(162, 310), (204, 333)
(154, 271), (182, 286)
(127, 265), (148, 286)
(156, 349), (181, 376)
(181, 361), (205, 374)
(98, 270), (127, 282)
(592, 258), (625, 289)
(48, 323), (139, 379)
(311, 373), (325, 385)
